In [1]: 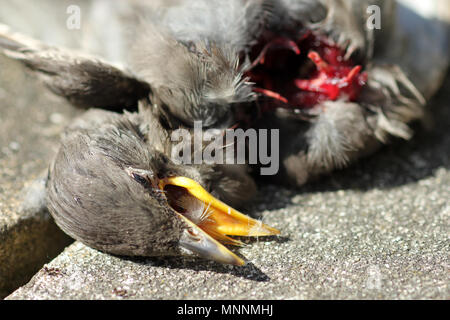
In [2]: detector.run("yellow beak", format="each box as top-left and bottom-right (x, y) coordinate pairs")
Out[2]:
(159, 176), (280, 265)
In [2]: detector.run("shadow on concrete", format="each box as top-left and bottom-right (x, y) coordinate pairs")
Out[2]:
(119, 255), (272, 283)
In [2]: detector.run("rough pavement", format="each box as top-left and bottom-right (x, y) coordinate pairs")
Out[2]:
(1, 0), (449, 300)
(5, 75), (450, 300)
(0, 54), (78, 298)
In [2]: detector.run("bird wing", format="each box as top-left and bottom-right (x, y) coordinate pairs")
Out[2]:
(0, 23), (150, 111)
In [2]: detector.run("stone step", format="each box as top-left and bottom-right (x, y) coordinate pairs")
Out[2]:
(0, 54), (78, 298)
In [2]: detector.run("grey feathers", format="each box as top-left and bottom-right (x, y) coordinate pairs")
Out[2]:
(47, 109), (184, 256)
(362, 64), (425, 142)
(0, 23), (150, 111)
(130, 21), (254, 127)
(1, 1), (448, 189)
(128, 0), (265, 127)
(157, 0), (265, 51)
(306, 101), (372, 169)
(265, 0), (328, 28)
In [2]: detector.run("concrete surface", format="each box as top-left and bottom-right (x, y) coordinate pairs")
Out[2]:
(1, 0), (449, 300)
(0, 54), (77, 298)
(5, 75), (450, 300)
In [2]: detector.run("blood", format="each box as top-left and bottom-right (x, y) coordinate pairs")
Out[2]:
(245, 32), (368, 110)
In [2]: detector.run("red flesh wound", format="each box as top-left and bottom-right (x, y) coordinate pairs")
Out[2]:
(246, 33), (368, 110)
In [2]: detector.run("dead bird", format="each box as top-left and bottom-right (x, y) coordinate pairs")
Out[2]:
(0, 19), (276, 266)
(247, 0), (449, 186)
(46, 107), (276, 266)
(0, 0), (448, 264)
(1, 1), (447, 180)
(100, 0), (448, 185)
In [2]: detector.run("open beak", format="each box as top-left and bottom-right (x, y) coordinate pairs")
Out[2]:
(176, 213), (247, 266)
(159, 176), (280, 266)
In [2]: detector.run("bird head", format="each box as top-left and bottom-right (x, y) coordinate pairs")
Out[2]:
(46, 111), (279, 266)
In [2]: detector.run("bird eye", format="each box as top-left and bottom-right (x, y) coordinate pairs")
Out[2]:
(131, 173), (151, 188)
(126, 167), (158, 189)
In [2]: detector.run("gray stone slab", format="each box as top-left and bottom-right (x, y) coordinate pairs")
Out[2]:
(6, 75), (449, 300)
(0, 54), (78, 298)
